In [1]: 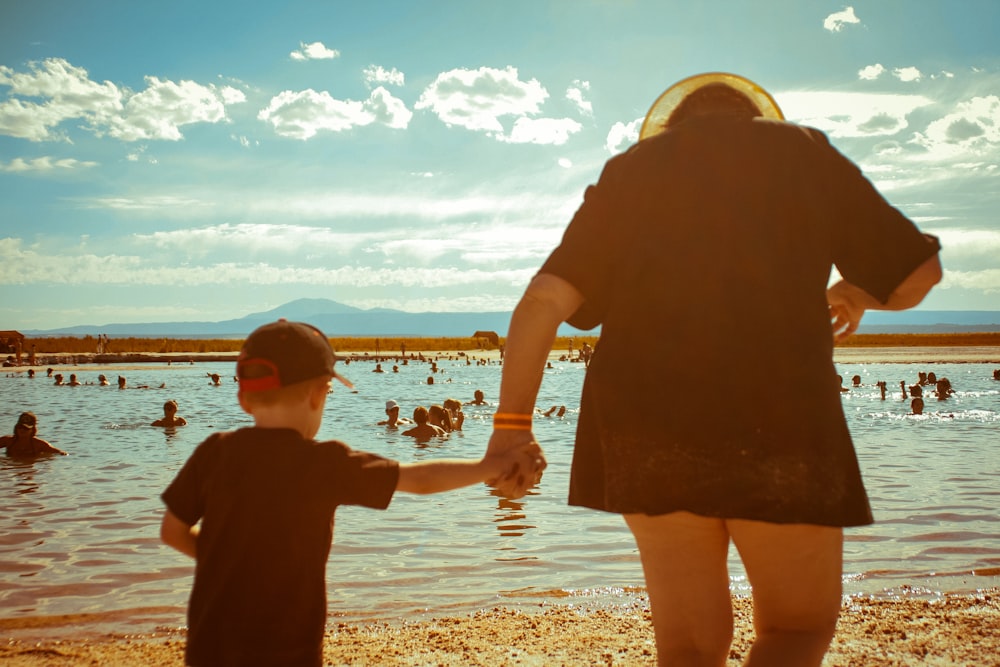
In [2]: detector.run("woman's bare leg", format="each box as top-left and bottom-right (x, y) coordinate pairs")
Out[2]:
(624, 511), (734, 667)
(727, 520), (843, 667)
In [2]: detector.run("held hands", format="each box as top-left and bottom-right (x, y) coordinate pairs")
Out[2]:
(484, 429), (547, 499)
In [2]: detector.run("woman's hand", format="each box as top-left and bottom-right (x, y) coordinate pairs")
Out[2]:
(485, 430), (547, 499)
(828, 253), (942, 342)
(827, 280), (871, 342)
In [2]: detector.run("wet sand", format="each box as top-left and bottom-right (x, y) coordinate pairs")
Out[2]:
(1, 591), (997, 665)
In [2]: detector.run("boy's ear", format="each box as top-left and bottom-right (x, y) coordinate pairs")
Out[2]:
(308, 381), (330, 410)
(237, 391), (254, 416)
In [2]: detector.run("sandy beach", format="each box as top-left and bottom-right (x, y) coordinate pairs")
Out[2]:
(1, 590), (997, 666)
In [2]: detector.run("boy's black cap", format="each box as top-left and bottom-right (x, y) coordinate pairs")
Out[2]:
(237, 319), (350, 392)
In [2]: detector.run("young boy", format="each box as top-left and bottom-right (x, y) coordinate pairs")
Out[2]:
(160, 319), (540, 667)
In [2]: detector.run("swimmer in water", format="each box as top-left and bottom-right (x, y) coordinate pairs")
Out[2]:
(0, 412), (67, 456)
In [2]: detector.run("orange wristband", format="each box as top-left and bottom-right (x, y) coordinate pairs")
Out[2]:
(493, 413), (533, 431)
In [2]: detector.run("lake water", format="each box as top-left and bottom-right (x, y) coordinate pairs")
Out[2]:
(1, 353), (999, 640)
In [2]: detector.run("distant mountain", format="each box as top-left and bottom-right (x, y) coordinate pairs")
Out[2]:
(23, 298), (523, 338)
(857, 310), (1000, 333)
(19, 301), (1000, 337)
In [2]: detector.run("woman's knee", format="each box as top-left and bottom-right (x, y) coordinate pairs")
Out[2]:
(728, 520), (844, 637)
(625, 512), (735, 665)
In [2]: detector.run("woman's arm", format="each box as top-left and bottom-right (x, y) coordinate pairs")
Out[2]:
(483, 273), (583, 497)
(828, 254), (942, 341)
(160, 509), (199, 558)
(495, 273), (585, 415)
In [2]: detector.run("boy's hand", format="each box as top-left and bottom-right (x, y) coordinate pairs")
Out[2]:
(485, 430), (546, 499)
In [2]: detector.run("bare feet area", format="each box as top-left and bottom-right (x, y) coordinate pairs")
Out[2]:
(1, 591), (997, 666)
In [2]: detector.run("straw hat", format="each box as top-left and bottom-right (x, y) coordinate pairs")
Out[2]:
(639, 72), (783, 141)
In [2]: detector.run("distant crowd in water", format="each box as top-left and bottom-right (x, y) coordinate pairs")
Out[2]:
(841, 369), (964, 416)
(4, 358), (999, 458)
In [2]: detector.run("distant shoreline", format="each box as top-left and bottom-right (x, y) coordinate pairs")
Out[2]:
(5, 332), (1000, 369)
(8, 348), (1000, 373)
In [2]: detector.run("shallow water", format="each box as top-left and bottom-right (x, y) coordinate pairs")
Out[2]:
(1, 354), (998, 638)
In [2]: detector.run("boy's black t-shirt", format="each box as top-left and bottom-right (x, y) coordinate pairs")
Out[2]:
(162, 427), (399, 667)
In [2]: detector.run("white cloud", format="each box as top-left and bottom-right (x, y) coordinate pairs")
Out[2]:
(125, 145), (158, 164)
(127, 220), (563, 269)
(106, 76), (232, 141)
(71, 184), (579, 228)
(258, 89), (371, 138)
(1, 156), (98, 172)
(893, 67), (923, 82)
(910, 95), (1000, 160)
(0, 58), (243, 142)
(365, 87), (413, 129)
(558, 158), (572, 169)
(219, 86), (248, 104)
(415, 66), (549, 134)
(0, 233), (538, 292)
(502, 117), (582, 145)
(566, 80), (592, 115)
(858, 64), (885, 81)
(934, 228), (1000, 262)
(777, 91), (932, 138)
(0, 58), (122, 140)
(939, 268), (1000, 293)
(290, 41), (340, 61)
(363, 65), (405, 87)
(257, 86), (412, 139)
(80, 194), (206, 211)
(823, 6), (861, 32)
(605, 117), (642, 153)
(0, 98), (67, 141)
(135, 222), (362, 256)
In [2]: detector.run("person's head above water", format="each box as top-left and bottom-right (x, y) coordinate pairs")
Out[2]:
(14, 411), (37, 438)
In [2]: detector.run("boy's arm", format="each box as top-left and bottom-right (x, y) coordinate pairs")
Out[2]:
(160, 509), (199, 558)
(396, 442), (541, 495)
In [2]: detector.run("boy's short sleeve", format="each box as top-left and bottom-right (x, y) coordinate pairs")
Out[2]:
(325, 443), (399, 510)
(161, 433), (221, 526)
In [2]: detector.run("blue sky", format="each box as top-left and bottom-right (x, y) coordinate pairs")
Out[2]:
(1, 1), (998, 331)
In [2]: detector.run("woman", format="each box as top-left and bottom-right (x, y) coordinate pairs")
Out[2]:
(1, 412), (67, 456)
(486, 73), (941, 666)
